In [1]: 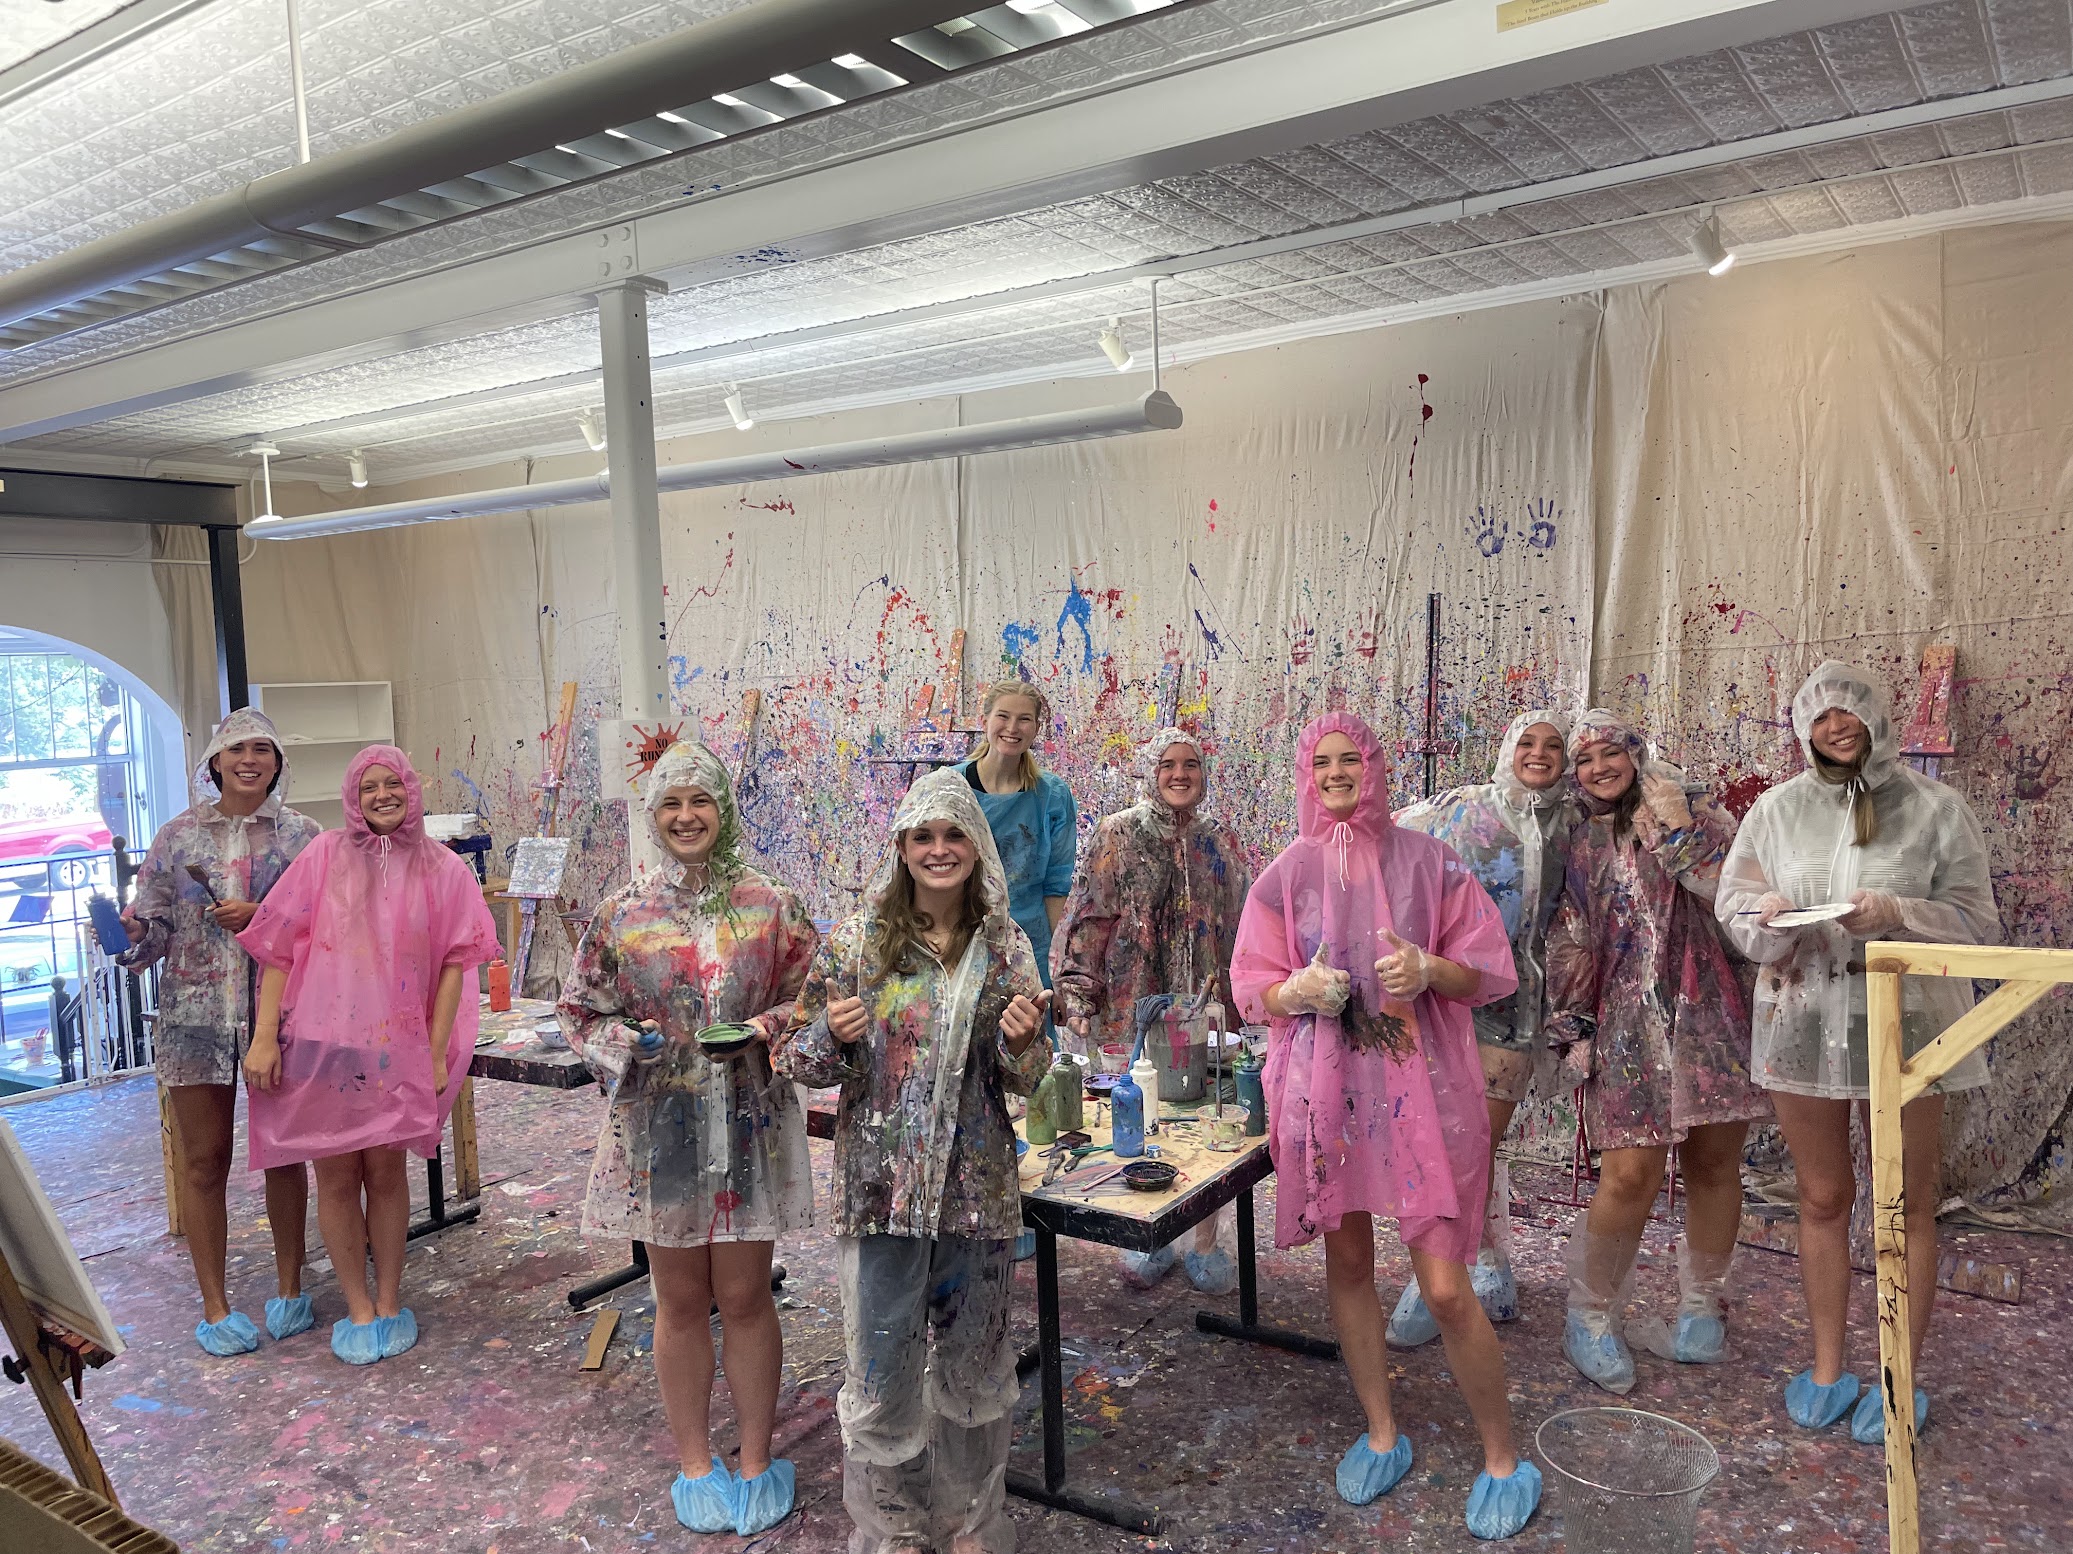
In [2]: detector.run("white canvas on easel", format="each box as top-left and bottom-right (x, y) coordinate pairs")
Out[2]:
(506, 836), (572, 900)
(0, 1119), (123, 1357)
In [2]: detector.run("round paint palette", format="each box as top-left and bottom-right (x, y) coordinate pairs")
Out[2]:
(694, 1022), (758, 1057)
(1768, 902), (1854, 928)
(1122, 1160), (1178, 1193)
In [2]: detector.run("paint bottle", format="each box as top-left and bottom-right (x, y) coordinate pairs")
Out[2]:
(1027, 1066), (1059, 1146)
(1234, 1051), (1267, 1137)
(1046, 1051), (1084, 1135)
(1129, 1055), (1159, 1139)
(1110, 1064), (1145, 1158)
(487, 958), (512, 1011)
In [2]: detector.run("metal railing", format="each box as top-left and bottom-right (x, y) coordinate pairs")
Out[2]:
(0, 846), (151, 1096)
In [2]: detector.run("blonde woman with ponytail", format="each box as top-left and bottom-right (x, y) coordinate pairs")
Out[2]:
(960, 680), (1079, 987)
(1717, 661), (1999, 1443)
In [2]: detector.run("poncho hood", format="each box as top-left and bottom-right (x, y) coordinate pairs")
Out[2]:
(1296, 711), (1392, 844)
(191, 706), (290, 817)
(1791, 661), (1900, 790)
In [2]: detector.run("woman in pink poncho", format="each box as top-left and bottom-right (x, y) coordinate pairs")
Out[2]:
(1231, 712), (1540, 1541)
(238, 745), (501, 1367)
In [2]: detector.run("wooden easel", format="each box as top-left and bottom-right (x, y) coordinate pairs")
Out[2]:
(0, 1243), (118, 1506)
(1865, 941), (2073, 1554)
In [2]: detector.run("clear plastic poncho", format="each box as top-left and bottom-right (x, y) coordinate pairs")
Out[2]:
(1716, 662), (2000, 1099)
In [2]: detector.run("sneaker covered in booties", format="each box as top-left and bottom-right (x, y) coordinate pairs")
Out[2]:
(1562, 1310), (1635, 1394)
(264, 1294), (314, 1341)
(1336, 1431), (1413, 1505)
(1385, 1278), (1442, 1349)
(732, 1459), (797, 1535)
(1466, 1459), (1543, 1540)
(1672, 1312), (1725, 1364)
(1471, 1256), (1520, 1324)
(1183, 1246), (1237, 1295)
(195, 1311), (261, 1357)
(1119, 1245), (1177, 1288)
(1850, 1385), (1928, 1444)
(672, 1460), (737, 1534)
(1784, 1368), (1861, 1429)
(377, 1308), (419, 1358)
(331, 1318), (385, 1366)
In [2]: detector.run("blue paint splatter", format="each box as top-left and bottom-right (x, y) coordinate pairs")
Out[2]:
(1002, 622), (1042, 667)
(1055, 586), (1095, 672)
(449, 768), (489, 816)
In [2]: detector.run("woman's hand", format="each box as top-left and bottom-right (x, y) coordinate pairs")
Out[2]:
(1838, 889), (1905, 939)
(826, 997), (869, 1045)
(1000, 989), (1053, 1051)
(1639, 772), (1693, 831)
(629, 1019), (667, 1062)
(1374, 929), (1433, 1000)
(1754, 892), (1798, 928)
(434, 1059), (450, 1095)
(1278, 946), (1351, 1015)
(209, 900), (258, 933)
(243, 1035), (282, 1092)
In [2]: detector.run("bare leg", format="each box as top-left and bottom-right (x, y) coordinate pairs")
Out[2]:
(648, 1244), (718, 1476)
(1323, 1214), (1395, 1448)
(1483, 1095), (1520, 1251)
(1771, 1094), (1856, 1384)
(1409, 1247), (1517, 1475)
(361, 1147), (409, 1318)
(1585, 1145), (1671, 1244)
(1674, 1121), (1750, 1261)
(167, 1085), (237, 1323)
(263, 1163), (309, 1298)
(1878, 1095), (1947, 1370)
(313, 1152), (374, 1325)
(710, 1241), (782, 1477)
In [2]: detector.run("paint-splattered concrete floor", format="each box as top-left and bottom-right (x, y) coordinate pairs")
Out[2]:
(4, 1075), (2068, 1553)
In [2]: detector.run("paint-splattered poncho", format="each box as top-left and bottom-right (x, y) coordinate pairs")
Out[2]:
(1544, 715), (1771, 1150)
(960, 762), (1077, 987)
(122, 708), (321, 1088)
(776, 771), (1050, 1242)
(1230, 713), (1516, 1263)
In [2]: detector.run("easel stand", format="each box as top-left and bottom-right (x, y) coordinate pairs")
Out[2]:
(0, 1244), (117, 1506)
(1864, 940), (2073, 1554)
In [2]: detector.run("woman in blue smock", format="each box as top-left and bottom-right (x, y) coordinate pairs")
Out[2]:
(959, 680), (1078, 984)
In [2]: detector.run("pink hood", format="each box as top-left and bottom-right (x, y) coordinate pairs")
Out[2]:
(1295, 711), (1394, 845)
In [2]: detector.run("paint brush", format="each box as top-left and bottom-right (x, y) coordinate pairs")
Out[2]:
(183, 864), (221, 904)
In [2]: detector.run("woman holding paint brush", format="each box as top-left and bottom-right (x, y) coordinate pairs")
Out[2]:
(1231, 711), (1542, 1540)
(557, 741), (818, 1537)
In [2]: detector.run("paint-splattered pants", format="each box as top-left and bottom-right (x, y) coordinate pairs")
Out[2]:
(836, 1233), (1020, 1554)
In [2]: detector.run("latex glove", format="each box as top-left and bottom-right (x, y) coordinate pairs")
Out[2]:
(1837, 889), (1905, 939)
(1280, 946), (1351, 1016)
(1063, 1013), (1093, 1056)
(1000, 988), (1053, 1049)
(825, 997), (869, 1045)
(627, 1019), (667, 1062)
(1374, 929), (1433, 1000)
(1753, 892), (1798, 929)
(1639, 771), (1694, 831)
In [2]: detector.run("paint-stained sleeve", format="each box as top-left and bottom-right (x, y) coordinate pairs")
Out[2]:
(118, 826), (179, 969)
(557, 896), (635, 1085)
(748, 886), (819, 1040)
(1049, 820), (1124, 1028)
(1542, 859), (1598, 1057)
(772, 917), (868, 1089)
(1230, 867), (1295, 1027)
(1649, 792), (1736, 902)
(1715, 797), (1798, 965)
(1042, 773), (1078, 900)
(1898, 792), (2001, 947)
(991, 924), (1052, 1095)
(1433, 851), (1518, 1008)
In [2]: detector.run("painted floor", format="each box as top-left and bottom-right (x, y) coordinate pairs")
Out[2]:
(2, 1074), (2068, 1553)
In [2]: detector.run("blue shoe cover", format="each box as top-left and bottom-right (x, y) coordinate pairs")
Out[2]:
(265, 1294), (314, 1340)
(1466, 1459), (1543, 1540)
(1563, 1310), (1635, 1394)
(195, 1311), (260, 1356)
(1336, 1431), (1413, 1505)
(330, 1317), (384, 1365)
(377, 1308), (418, 1358)
(1386, 1278), (1442, 1348)
(1472, 1258), (1520, 1324)
(1672, 1312), (1725, 1364)
(1784, 1367), (1860, 1429)
(1184, 1247), (1237, 1295)
(732, 1459), (796, 1535)
(1850, 1385), (1928, 1444)
(1119, 1244), (1177, 1288)
(1012, 1229), (1037, 1263)
(671, 1459), (737, 1534)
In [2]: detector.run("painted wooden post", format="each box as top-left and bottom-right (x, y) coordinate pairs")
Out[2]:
(450, 1077), (480, 1201)
(1866, 957), (1918, 1554)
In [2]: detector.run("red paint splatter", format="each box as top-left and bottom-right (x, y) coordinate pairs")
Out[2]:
(1719, 771), (1769, 817)
(669, 545), (737, 634)
(1408, 374), (1434, 488)
(740, 496), (795, 514)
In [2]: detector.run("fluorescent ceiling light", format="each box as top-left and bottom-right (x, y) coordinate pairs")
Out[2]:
(1097, 317), (1134, 372)
(770, 73), (805, 87)
(832, 52), (870, 67)
(712, 93), (748, 107)
(1692, 211), (1735, 275)
(723, 385), (754, 431)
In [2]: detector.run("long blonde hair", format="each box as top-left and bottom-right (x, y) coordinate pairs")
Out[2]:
(967, 680), (1050, 792)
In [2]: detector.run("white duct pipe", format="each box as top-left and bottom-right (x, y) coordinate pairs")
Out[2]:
(245, 390), (1182, 540)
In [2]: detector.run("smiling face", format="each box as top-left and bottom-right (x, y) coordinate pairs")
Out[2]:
(1572, 740), (1637, 804)
(357, 764), (409, 835)
(900, 819), (979, 900)
(1810, 707), (1870, 766)
(1154, 744), (1205, 811)
(211, 738), (279, 803)
(1311, 731), (1365, 819)
(655, 786), (722, 867)
(982, 693), (1043, 760)
(1511, 723), (1565, 791)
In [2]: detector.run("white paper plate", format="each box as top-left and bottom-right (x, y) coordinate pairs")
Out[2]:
(1768, 902), (1854, 928)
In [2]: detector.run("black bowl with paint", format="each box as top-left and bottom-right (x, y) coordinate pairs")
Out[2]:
(1085, 1072), (1118, 1099)
(1122, 1160), (1178, 1193)
(695, 1022), (758, 1058)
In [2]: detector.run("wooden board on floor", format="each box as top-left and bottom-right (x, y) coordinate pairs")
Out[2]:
(581, 1308), (620, 1371)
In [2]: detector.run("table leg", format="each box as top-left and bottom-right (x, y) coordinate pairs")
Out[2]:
(1194, 1188), (1339, 1360)
(407, 1144), (483, 1241)
(567, 1242), (789, 1310)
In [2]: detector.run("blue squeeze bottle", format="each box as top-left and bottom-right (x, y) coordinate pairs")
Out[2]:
(1111, 1065), (1145, 1158)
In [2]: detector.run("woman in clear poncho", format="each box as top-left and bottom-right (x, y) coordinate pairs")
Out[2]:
(1388, 710), (1577, 1345)
(557, 741), (818, 1536)
(239, 745), (502, 1367)
(1051, 726), (1250, 1293)
(775, 768), (1052, 1554)
(1543, 711), (1770, 1396)
(118, 707), (322, 1356)
(1230, 712), (1541, 1541)
(1716, 662), (1998, 1443)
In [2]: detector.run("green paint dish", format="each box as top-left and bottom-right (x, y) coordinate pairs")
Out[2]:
(695, 1022), (758, 1057)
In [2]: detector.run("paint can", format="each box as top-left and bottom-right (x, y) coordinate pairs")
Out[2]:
(1148, 1008), (1208, 1101)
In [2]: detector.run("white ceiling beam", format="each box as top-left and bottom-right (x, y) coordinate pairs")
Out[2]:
(0, 0), (1913, 446)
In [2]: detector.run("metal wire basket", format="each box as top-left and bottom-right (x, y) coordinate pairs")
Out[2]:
(1535, 1407), (1721, 1554)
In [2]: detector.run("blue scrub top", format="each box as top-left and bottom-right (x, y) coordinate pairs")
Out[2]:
(961, 761), (1078, 985)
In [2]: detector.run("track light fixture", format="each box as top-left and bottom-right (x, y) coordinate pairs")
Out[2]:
(1097, 317), (1134, 372)
(724, 385), (754, 431)
(347, 450), (369, 489)
(577, 408), (607, 451)
(1691, 211), (1735, 276)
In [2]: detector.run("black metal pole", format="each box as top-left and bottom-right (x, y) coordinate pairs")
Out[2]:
(205, 524), (249, 715)
(1422, 591), (1441, 799)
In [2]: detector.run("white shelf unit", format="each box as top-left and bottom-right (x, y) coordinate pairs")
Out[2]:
(250, 682), (394, 830)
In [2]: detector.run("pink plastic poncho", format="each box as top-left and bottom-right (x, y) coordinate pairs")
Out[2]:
(1230, 712), (1517, 1261)
(238, 745), (502, 1170)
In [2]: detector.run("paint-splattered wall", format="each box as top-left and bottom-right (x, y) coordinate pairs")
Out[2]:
(218, 218), (2073, 1217)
